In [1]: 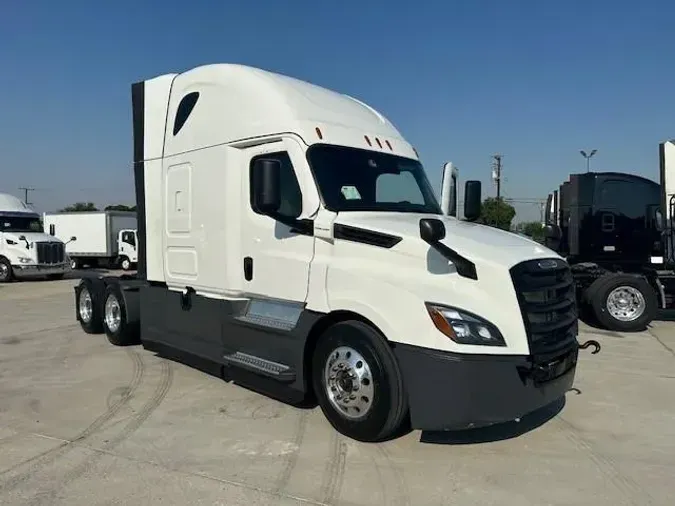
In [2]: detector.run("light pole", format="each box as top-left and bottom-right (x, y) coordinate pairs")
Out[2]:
(580, 149), (597, 172)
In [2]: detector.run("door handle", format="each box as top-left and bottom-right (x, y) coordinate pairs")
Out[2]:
(243, 257), (253, 281)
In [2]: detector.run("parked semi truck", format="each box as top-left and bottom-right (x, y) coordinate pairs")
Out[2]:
(543, 140), (675, 332)
(0, 193), (70, 282)
(72, 64), (599, 442)
(43, 210), (138, 270)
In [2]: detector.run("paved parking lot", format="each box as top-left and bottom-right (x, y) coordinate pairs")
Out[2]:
(1, 274), (674, 505)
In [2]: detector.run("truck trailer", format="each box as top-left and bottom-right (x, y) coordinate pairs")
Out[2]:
(0, 193), (70, 282)
(43, 210), (138, 270)
(72, 64), (600, 442)
(543, 140), (675, 332)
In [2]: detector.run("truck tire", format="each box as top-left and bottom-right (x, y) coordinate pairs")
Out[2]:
(70, 258), (80, 270)
(0, 258), (13, 283)
(102, 283), (140, 346)
(586, 274), (657, 332)
(119, 256), (131, 271)
(77, 279), (104, 334)
(311, 320), (409, 442)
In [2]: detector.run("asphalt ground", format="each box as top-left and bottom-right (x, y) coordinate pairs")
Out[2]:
(1, 272), (674, 505)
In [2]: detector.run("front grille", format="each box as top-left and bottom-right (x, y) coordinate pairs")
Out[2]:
(36, 241), (65, 264)
(510, 258), (578, 357)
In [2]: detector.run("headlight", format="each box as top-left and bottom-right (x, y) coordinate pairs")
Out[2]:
(425, 303), (506, 346)
(17, 257), (33, 264)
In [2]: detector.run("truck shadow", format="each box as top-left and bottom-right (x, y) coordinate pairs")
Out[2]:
(140, 343), (573, 445)
(418, 395), (567, 445)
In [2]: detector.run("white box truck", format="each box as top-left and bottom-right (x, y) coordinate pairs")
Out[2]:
(0, 192), (70, 282)
(44, 211), (138, 270)
(72, 64), (600, 442)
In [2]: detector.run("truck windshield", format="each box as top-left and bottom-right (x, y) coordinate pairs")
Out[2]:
(0, 215), (43, 233)
(306, 144), (442, 214)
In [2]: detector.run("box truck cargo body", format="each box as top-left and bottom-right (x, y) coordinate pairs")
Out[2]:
(44, 211), (137, 270)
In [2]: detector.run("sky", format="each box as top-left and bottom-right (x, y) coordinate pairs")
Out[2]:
(2, 0), (674, 222)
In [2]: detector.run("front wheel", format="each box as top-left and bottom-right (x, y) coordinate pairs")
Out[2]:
(0, 258), (13, 283)
(586, 274), (658, 332)
(119, 256), (131, 271)
(311, 320), (409, 442)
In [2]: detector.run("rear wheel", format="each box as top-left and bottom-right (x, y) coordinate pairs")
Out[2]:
(102, 283), (139, 346)
(311, 320), (408, 442)
(586, 274), (657, 332)
(77, 279), (103, 334)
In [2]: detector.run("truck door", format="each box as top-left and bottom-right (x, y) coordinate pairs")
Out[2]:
(241, 139), (315, 304)
(119, 230), (137, 262)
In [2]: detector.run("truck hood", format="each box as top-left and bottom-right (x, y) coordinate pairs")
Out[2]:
(335, 212), (561, 269)
(3, 231), (63, 245)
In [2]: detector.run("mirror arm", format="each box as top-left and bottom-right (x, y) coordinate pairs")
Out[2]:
(421, 237), (478, 280)
(269, 212), (314, 236)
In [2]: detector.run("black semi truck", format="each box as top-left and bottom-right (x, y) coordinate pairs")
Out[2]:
(544, 140), (675, 332)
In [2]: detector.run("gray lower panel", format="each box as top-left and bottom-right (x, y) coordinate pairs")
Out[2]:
(137, 285), (322, 396)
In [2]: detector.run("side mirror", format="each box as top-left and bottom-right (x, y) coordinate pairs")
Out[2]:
(440, 162), (458, 216)
(464, 180), (482, 222)
(419, 218), (446, 244)
(70, 236), (77, 241)
(544, 224), (561, 241)
(251, 158), (281, 215)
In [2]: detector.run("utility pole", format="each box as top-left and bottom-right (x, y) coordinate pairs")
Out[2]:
(18, 187), (35, 206)
(491, 155), (502, 199)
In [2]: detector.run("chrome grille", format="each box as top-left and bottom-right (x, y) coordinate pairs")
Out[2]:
(36, 241), (65, 265)
(510, 258), (578, 357)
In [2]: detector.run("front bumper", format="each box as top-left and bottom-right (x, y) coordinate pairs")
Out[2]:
(393, 342), (578, 431)
(12, 263), (69, 278)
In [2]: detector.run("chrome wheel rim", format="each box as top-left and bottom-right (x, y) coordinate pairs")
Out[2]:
(324, 346), (375, 420)
(606, 286), (646, 322)
(79, 287), (93, 323)
(0, 263), (9, 280)
(104, 294), (121, 333)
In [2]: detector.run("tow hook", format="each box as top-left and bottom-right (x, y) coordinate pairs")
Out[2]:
(578, 340), (601, 354)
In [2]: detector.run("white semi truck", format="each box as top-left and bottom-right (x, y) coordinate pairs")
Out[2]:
(0, 193), (70, 282)
(73, 64), (600, 442)
(43, 211), (138, 270)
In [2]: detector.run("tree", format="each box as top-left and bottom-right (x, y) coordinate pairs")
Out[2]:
(520, 221), (546, 243)
(60, 202), (98, 212)
(479, 197), (516, 230)
(105, 204), (136, 211)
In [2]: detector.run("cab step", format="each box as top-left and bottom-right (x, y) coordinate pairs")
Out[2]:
(223, 352), (296, 382)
